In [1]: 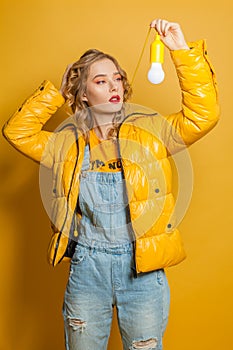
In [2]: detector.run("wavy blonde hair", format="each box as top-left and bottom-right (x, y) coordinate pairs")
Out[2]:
(62, 49), (132, 141)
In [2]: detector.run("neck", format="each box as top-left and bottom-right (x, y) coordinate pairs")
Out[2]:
(92, 111), (115, 140)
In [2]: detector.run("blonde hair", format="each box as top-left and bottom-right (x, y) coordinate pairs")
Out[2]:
(62, 49), (132, 141)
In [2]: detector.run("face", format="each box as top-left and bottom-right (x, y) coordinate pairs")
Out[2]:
(82, 58), (124, 114)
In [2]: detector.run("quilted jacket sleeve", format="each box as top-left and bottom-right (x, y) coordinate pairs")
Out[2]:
(161, 40), (220, 153)
(2, 80), (65, 167)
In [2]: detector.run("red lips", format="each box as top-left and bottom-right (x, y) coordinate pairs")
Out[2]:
(109, 95), (121, 103)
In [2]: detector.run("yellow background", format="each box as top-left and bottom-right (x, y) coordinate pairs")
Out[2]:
(0, 0), (232, 349)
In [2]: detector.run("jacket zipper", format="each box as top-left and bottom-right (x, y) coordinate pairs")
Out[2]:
(52, 124), (80, 266)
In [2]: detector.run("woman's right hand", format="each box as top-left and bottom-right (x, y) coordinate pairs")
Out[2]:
(150, 18), (189, 51)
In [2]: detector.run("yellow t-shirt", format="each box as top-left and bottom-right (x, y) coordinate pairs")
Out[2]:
(89, 129), (122, 172)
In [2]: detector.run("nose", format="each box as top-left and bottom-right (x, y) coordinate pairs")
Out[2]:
(109, 80), (118, 92)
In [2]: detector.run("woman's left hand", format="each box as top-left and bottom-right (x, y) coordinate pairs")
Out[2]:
(150, 19), (190, 51)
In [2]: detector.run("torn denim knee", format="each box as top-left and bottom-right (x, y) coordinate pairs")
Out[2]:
(67, 317), (87, 332)
(131, 337), (158, 349)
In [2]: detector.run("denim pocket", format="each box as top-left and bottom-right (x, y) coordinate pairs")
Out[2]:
(156, 269), (165, 286)
(71, 245), (88, 266)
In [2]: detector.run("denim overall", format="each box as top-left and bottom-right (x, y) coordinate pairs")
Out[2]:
(63, 145), (170, 350)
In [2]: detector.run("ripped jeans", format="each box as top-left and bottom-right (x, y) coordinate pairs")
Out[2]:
(62, 146), (170, 350)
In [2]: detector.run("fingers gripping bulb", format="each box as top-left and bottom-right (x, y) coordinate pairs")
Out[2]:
(147, 34), (165, 84)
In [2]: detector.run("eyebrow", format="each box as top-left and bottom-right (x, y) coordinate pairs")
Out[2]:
(92, 72), (121, 80)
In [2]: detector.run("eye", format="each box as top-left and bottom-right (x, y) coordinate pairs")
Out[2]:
(115, 75), (122, 82)
(96, 80), (106, 85)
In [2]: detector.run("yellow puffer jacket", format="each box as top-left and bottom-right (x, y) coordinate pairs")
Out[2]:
(2, 40), (219, 272)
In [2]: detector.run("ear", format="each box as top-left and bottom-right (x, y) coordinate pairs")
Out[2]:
(82, 92), (88, 102)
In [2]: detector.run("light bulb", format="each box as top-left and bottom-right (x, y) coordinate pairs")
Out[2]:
(147, 34), (165, 84)
(147, 62), (165, 84)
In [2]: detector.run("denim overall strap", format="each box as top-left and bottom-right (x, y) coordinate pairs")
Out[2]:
(81, 144), (90, 171)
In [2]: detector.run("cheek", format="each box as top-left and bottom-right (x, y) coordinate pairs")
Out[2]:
(91, 90), (105, 102)
(86, 88), (107, 105)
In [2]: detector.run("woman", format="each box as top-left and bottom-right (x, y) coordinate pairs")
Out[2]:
(2, 19), (219, 350)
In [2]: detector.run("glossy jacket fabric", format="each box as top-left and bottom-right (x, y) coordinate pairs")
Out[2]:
(2, 40), (220, 273)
